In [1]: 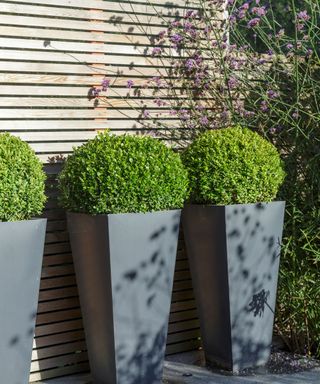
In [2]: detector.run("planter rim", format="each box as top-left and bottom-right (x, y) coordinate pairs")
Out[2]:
(0, 217), (47, 225)
(184, 201), (285, 208)
(67, 208), (181, 218)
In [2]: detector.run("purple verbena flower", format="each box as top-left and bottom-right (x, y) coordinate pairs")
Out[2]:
(267, 89), (279, 99)
(248, 18), (261, 28)
(153, 98), (166, 107)
(151, 47), (162, 56)
(101, 78), (111, 91)
(240, 3), (250, 11)
(297, 23), (304, 31)
(238, 9), (246, 19)
(142, 110), (150, 118)
(252, 7), (266, 17)
(297, 10), (310, 21)
(185, 10), (196, 19)
(260, 100), (269, 112)
(257, 58), (266, 65)
(200, 116), (209, 126)
(179, 109), (190, 120)
(229, 14), (237, 24)
(91, 87), (101, 98)
(157, 30), (166, 40)
(185, 58), (196, 71)
(228, 76), (238, 89)
(170, 33), (183, 46)
(126, 80), (134, 89)
(306, 48), (313, 59)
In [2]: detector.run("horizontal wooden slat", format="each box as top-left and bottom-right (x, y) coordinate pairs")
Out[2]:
(172, 289), (194, 302)
(0, 71), (177, 85)
(166, 339), (201, 355)
(0, 86), (182, 98)
(42, 253), (73, 267)
(0, 120), (108, 130)
(170, 299), (197, 313)
(30, 351), (88, 372)
(0, 108), (178, 120)
(0, 14), (167, 34)
(41, 265), (75, 279)
(0, 37), (171, 55)
(12, 131), (98, 142)
(36, 308), (82, 326)
(169, 309), (198, 323)
(0, 62), (171, 77)
(0, 2), (199, 23)
(0, 26), (152, 44)
(29, 362), (90, 382)
(3, 0), (195, 13)
(39, 286), (78, 302)
(0, 97), (178, 109)
(32, 341), (86, 361)
(35, 319), (84, 337)
(33, 330), (85, 348)
(167, 329), (201, 344)
(38, 297), (81, 317)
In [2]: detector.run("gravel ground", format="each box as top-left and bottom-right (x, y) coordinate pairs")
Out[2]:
(235, 350), (320, 376)
(166, 346), (320, 377)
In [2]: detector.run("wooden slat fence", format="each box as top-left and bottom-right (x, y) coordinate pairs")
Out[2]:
(0, 0), (212, 380)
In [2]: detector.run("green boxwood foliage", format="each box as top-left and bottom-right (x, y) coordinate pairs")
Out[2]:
(58, 132), (189, 214)
(182, 126), (285, 205)
(0, 133), (46, 222)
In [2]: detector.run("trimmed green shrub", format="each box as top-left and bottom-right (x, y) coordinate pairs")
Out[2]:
(182, 126), (285, 205)
(58, 132), (189, 214)
(0, 133), (46, 222)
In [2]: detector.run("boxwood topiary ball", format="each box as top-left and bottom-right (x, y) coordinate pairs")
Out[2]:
(0, 133), (46, 222)
(182, 126), (285, 205)
(58, 132), (189, 214)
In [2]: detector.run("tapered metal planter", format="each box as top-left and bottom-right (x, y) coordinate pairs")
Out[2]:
(183, 202), (285, 372)
(0, 218), (47, 384)
(67, 210), (181, 384)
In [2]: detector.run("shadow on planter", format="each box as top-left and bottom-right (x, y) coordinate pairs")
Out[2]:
(0, 219), (47, 383)
(183, 202), (285, 372)
(68, 210), (181, 384)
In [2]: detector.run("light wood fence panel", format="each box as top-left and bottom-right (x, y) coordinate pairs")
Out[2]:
(0, 0), (212, 380)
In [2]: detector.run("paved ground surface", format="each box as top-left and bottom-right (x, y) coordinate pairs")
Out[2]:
(39, 352), (320, 384)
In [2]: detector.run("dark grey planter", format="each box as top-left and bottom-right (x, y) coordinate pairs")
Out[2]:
(67, 210), (181, 384)
(0, 218), (47, 383)
(182, 202), (285, 372)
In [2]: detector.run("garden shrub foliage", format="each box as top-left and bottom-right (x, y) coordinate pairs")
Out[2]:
(58, 132), (189, 214)
(85, 0), (320, 358)
(0, 133), (46, 222)
(182, 127), (285, 205)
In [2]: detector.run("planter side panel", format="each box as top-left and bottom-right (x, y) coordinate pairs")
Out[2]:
(67, 213), (116, 384)
(226, 202), (285, 370)
(182, 205), (233, 368)
(109, 210), (181, 384)
(0, 219), (46, 384)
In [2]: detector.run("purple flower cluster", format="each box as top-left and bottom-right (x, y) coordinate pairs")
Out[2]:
(151, 47), (162, 56)
(248, 17), (261, 28)
(297, 10), (310, 22)
(252, 7), (266, 17)
(101, 78), (111, 91)
(126, 80), (134, 89)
